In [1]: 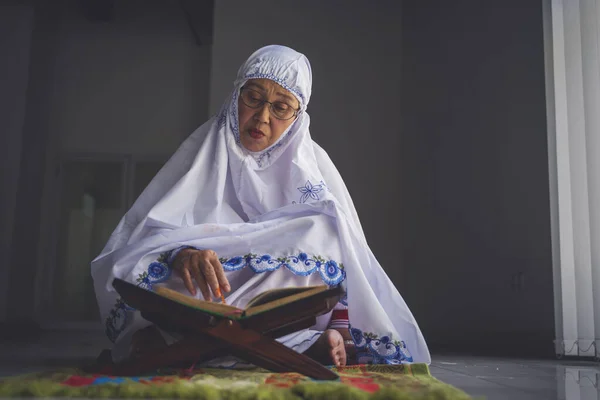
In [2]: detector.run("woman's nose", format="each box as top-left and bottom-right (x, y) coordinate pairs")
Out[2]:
(254, 102), (270, 122)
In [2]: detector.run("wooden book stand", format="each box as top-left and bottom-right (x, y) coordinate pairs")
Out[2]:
(92, 278), (342, 380)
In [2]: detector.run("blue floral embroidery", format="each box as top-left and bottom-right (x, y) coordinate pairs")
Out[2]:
(231, 96), (241, 144)
(104, 251), (172, 343)
(104, 250), (346, 341)
(219, 252), (346, 285)
(104, 298), (134, 343)
(216, 109), (227, 130)
(297, 180), (324, 203)
(349, 325), (414, 364)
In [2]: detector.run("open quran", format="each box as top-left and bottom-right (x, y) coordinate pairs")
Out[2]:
(106, 278), (342, 380)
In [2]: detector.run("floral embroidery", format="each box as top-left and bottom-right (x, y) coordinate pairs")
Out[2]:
(297, 180), (324, 203)
(104, 298), (134, 343)
(219, 252), (346, 285)
(216, 109), (227, 130)
(104, 250), (346, 341)
(349, 325), (413, 364)
(231, 97), (241, 144)
(104, 251), (172, 343)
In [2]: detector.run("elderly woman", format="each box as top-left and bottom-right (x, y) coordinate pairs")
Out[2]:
(92, 45), (430, 368)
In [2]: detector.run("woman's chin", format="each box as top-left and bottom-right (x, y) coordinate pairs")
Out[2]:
(241, 137), (268, 152)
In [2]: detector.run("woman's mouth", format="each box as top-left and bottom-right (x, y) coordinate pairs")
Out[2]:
(249, 129), (265, 139)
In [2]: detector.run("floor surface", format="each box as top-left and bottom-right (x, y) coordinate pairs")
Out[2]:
(0, 330), (598, 399)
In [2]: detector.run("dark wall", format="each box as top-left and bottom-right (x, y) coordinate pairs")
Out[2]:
(400, 0), (555, 357)
(5, 1), (60, 329)
(0, 0), (34, 324)
(1, 0), (213, 329)
(2, 0), (556, 357)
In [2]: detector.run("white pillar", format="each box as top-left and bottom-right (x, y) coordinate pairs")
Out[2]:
(545, 0), (600, 358)
(581, 0), (600, 357)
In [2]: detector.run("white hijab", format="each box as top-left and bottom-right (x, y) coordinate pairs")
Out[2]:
(92, 45), (430, 365)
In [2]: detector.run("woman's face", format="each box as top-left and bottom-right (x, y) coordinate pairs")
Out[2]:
(238, 78), (300, 152)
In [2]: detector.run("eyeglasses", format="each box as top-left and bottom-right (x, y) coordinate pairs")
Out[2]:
(239, 87), (300, 120)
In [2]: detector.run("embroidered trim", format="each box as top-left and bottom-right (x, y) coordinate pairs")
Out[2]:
(243, 73), (305, 106)
(104, 250), (345, 341)
(291, 332), (322, 350)
(231, 92), (241, 145)
(217, 109), (227, 130)
(253, 130), (293, 167)
(104, 298), (135, 344)
(104, 251), (172, 343)
(219, 253), (346, 285)
(349, 325), (414, 364)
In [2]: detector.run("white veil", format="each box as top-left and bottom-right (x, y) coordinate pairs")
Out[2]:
(91, 45), (430, 365)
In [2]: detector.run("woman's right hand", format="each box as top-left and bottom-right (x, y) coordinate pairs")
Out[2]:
(172, 248), (231, 300)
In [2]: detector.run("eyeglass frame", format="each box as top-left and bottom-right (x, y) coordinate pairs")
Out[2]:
(239, 86), (301, 121)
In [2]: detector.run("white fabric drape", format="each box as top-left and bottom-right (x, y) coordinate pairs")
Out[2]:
(91, 45), (430, 365)
(544, 0), (600, 359)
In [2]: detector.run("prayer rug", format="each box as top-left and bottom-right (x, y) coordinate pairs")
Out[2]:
(0, 364), (472, 399)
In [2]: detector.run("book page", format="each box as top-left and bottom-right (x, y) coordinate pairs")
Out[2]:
(245, 286), (318, 308)
(154, 286), (243, 318)
(244, 285), (330, 317)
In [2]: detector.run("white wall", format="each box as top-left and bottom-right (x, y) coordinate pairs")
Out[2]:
(211, 0), (554, 356)
(48, 0), (211, 156)
(4, 0), (555, 355)
(39, 0), (213, 321)
(0, 0), (35, 323)
(209, 0), (405, 284)
(4, 0), (214, 325)
(401, 0), (554, 356)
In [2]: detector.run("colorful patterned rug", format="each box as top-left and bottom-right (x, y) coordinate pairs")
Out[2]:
(0, 364), (472, 399)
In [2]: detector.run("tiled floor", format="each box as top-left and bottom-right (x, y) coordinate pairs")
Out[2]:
(0, 330), (598, 399)
(430, 355), (599, 399)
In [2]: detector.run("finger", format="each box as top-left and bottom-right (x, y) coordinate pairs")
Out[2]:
(180, 268), (196, 296)
(339, 349), (347, 366)
(333, 353), (340, 367)
(200, 254), (221, 299)
(191, 252), (212, 301)
(177, 250), (196, 295)
(210, 254), (230, 292)
(175, 249), (192, 271)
